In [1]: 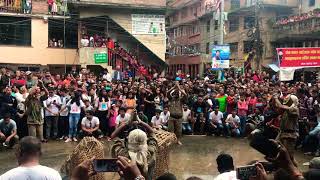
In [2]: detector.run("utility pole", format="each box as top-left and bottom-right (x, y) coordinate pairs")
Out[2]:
(219, 0), (224, 45)
(254, 0), (262, 70)
(63, 0), (67, 74)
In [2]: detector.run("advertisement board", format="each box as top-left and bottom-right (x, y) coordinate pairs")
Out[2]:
(212, 45), (230, 69)
(277, 47), (320, 68)
(132, 14), (165, 35)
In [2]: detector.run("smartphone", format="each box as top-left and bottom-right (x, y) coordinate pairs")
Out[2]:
(260, 161), (277, 172)
(250, 134), (280, 158)
(236, 165), (257, 180)
(93, 159), (119, 172)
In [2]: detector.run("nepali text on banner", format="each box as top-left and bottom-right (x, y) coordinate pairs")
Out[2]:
(277, 47), (320, 68)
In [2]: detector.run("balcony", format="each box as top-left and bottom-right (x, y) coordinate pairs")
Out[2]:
(0, 0), (31, 14)
(272, 14), (320, 39)
(69, 0), (166, 9)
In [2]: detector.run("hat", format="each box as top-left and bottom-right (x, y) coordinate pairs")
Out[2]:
(26, 71), (32, 75)
(303, 157), (320, 169)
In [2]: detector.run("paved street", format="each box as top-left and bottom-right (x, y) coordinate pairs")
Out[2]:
(0, 136), (312, 179)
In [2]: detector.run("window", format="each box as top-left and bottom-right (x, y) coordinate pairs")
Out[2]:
(214, 20), (219, 30)
(207, 20), (211, 33)
(246, 0), (257, 7)
(231, 0), (240, 10)
(229, 18), (239, 32)
(174, 28), (177, 38)
(0, 17), (31, 46)
(48, 19), (78, 48)
(244, 16), (255, 29)
(181, 7), (188, 18)
(309, 0), (315, 7)
(206, 42), (210, 54)
(230, 42), (238, 56)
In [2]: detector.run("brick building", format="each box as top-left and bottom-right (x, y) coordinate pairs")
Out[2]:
(225, 0), (320, 69)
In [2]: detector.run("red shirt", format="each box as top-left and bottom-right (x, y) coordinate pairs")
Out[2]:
(11, 78), (26, 86)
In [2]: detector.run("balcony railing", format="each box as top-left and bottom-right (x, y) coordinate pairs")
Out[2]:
(273, 17), (320, 35)
(0, 0), (31, 14)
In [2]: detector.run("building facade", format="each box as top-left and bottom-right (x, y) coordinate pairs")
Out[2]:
(0, 0), (167, 73)
(225, 0), (320, 70)
(166, 0), (226, 77)
(0, 0), (78, 73)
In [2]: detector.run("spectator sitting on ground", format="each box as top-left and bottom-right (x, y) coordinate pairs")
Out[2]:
(0, 113), (18, 148)
(151, 110), (166, 130)
(0, 136), (62, 179)
(116, 107), (131, 127)
(209, 106), (224, 136)
(225, 110), (241, 137)
(160, 106), (170, 129)
(138, 110), (149, 124)
(79, 110), (103, 139)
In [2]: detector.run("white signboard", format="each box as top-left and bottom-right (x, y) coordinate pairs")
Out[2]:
(279, 68), (295, 81)
(132, 14), (165, 35)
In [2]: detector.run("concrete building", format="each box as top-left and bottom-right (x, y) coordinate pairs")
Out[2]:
(0, 0), (167, 73)
(225, 0), (320, 70)
(0, 0), (78, 73)
(166, 0), (227, 77)
(70, 0), (167, 74)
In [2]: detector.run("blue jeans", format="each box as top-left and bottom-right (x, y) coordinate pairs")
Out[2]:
(239, 116), (247, 136)
(69, 113), (80, 138)
(225, 124), (241, 137)
(182, 123), (192, 134)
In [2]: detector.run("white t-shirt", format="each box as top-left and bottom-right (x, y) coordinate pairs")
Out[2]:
(67, 100), (85, 114)
(214, 171), (237, 180)
(102, 73), (112, 82)
(151, 116), (164, 127)
(0, 165), (62, 180)
(81, 116), (100, 129)
(226, 114), (240, 125)
(209, 111), (224, 124)
(60, 95), (70, 116)
(182, 109), (191, 123)
(160, 111), (170, 124)
(115, 113), (131, 126)
(81, 38), (89, 47)
(43, 95), (61, 116)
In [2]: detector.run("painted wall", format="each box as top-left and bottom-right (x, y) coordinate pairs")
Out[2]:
(0, 18), (78, 65)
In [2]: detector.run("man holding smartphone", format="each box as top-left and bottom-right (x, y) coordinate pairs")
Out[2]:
(43, 88), (61, 140)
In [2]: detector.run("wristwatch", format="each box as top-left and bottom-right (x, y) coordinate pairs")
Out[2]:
(134, 175), (145, 180)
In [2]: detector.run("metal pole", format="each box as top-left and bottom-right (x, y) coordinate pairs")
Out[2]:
(63, 0), (67, 74)
(255, 0), (262, 70)
(219, 0), (224, 45)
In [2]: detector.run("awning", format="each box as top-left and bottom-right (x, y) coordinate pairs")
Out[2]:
(268, 64), (280, 72)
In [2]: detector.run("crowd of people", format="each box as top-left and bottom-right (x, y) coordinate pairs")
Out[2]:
(0, 66), (320, 179)
(48, 38), (64, 48)
(80, 33), (155, 78)
(275, 9), (320, 26)
(2, 0), (31, 14)
(47, 0), (68, 15)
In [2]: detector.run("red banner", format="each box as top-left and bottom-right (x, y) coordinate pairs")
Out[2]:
(277, 48), (320, 68)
